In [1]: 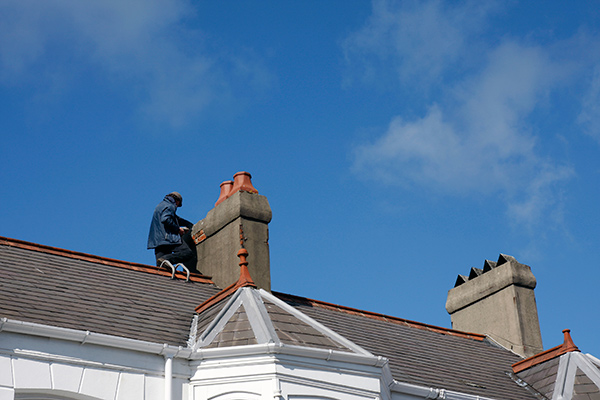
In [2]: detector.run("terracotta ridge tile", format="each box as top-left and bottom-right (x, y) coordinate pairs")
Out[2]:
(0, 235), (214, 284)
(195, 282), (237, 313)
(272, 291), (486, 341)
(195, 248), (256, 313)
(512, 329), (580, 373)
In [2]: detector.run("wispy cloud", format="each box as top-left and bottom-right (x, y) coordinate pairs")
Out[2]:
(0, 0), (271, 128)
(348, 0), (577, 228)
(343, 0), (498, 90)
(578, 66), (600, 143)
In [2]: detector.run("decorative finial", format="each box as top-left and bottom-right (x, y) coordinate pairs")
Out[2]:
(194, 248), (257, 314)
(237, 248), (256, 288)
(562, 329), (580, 353)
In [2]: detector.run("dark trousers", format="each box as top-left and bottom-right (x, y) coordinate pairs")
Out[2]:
(154, 234), (198, 273)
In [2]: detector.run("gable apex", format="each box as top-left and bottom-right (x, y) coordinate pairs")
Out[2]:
(193, 286), (371, 357)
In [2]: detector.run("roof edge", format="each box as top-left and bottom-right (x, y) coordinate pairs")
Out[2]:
(0, 235), (214, 284)
(195, 248), (257, 313)
(190, 341), (388, 368)
(1, 317), (191, 358)
(512, 329), (580, 373)
(273, 291), (486, 341)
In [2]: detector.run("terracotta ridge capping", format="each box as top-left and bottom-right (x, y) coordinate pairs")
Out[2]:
(195, 281), (238, 314)
(273, 291), (486, 341)
(512, 329), (580, 373)
(0, 235), (214, 284)
(195, 248), (257, 314)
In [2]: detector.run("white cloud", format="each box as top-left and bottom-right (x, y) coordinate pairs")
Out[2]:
(0, 0), (271, 128)
(343, 0), (499, 88)
(351, 29), (574, 226)
(578, 66), (600, 143)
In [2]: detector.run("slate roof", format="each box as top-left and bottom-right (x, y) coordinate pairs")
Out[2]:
(193, 285), (362, 353)
(571, 367), (600, 400)
(515, 357), (560, 399)
(513, 331), (600, 400)
(516, 352), (600, 400)
(0, 236), (536, 400)
(0, 236), (220, 346)
(276, 292), (536, 400)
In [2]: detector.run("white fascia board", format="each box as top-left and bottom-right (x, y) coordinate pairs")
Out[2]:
(0, 318), (191, 359)
(0, 317), (383, 368)
(390, 381), (501, 400)
(587, 353), (600, 368)
(191, 341), (387, 368)
(552, 351), (600, 400)
(244, 288), (280, 344)
(576, 353), (600, 386)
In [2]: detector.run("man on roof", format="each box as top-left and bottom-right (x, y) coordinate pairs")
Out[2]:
(147, 192), (198, 273)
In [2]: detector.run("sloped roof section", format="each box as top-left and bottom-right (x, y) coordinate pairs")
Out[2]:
(263, 298), (352, 351)
(512, 356), (560, 399)
(1, 236), (545, 400)
(0, 236), (220, 347)
(194, 286), (367, 354)
(206, 303), (259, 348)
(571, 364), (600, 400)
(517, 353), (600, 400)
(276, 291), (537, 400)
(514, 330), (600, 400)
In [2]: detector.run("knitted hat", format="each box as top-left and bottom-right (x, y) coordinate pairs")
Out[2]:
(167, 192), (182, 204)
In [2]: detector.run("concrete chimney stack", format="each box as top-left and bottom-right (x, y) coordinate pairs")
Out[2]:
(192, 172), (272, 291)
(445, 254), (543, 358)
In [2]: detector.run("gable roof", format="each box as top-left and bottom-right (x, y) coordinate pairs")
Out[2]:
(191, 248), (368, 353)
(0, 236), (535, 400)
(513, 330), (600, 400)
(193, 286), (368, 355)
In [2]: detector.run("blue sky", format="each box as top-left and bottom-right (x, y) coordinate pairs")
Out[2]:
(1, 0), (599, 357)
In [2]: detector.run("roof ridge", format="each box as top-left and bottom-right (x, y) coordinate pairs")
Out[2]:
(512, 329), (580, 373)
(195, 281), (238, 313)
(272, 291), (486, 341)
(0, 235), (214, 284)
(195, 248), (257, 313)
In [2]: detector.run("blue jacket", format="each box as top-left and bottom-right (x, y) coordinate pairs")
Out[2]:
(147, 196), (192, 249)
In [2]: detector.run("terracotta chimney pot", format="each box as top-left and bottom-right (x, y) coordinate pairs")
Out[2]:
(215, 180), (234, 206)
(230, 171), (258, 195)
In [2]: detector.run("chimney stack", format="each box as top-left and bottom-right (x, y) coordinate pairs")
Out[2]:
(192, 172), (272, 291)
(445, 254), (543, 358)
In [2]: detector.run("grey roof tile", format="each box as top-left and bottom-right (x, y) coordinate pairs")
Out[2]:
(516, 357), (559, 398)
(0, 239), (220, 347)
(205, 305), (258, 348)
(574, 367), (600, 399)
(276, 292), (536, 400)
(1, 237), (538, 399)
(263, 298), (353, 352)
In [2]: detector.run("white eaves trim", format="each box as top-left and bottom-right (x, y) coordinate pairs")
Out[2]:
(0, 317), (191, 358)
(191, 341), (388, 367)
(390, 381), (500, 400)
(2, 317), (502, 400)
(0, 317), (383, 367)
